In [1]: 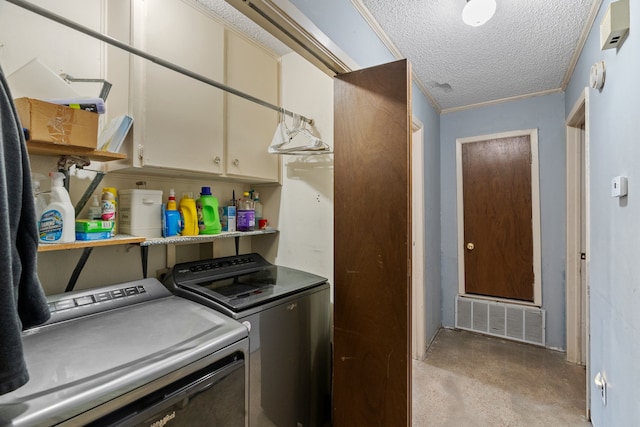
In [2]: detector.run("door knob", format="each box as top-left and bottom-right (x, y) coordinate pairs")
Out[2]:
(466, 242), (475, 251)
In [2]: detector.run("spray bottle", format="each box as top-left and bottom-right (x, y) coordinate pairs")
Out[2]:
(39, 172), (75, 243)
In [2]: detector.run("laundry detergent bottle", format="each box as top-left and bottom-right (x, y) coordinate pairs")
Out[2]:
(179, 192), (198, 236)
(39, 172), (75, 244)
(237, 192), (255, 232)
(196, 186), (221, 235)
(164, 188), (181, 237)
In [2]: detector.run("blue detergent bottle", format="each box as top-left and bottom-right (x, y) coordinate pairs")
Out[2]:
(163, 189), (181, 237)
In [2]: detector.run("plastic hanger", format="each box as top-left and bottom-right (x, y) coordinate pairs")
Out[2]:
(268, 113), (332, 155)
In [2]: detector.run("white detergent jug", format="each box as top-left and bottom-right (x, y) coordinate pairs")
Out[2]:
(39, 172), (75, 244)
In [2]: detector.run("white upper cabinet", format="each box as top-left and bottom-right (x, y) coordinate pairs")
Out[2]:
(128, 0), (225, 175)
(225, 31), (280, 183)
(104, 0), (280, 182)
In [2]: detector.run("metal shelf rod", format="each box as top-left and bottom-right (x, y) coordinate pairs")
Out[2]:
(7, 0), (314, 125)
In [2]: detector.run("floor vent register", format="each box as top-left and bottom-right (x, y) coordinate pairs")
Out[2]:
(455, 296), (546, 346)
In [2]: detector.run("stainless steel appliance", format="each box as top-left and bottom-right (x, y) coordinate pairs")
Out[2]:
(0, 278), (249, 427)
(165, 253), (331, 427)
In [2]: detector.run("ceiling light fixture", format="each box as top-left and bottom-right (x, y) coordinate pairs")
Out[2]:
(462, 0), (497, 27)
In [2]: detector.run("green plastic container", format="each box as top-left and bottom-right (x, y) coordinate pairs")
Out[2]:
(196, 186), (221, 235)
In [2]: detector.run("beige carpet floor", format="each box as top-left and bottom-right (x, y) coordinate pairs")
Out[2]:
(412, 329), (591, 427)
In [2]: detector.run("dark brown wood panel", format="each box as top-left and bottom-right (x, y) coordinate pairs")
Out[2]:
(462, 135), (534, 301)
(333, 59), (412, 426)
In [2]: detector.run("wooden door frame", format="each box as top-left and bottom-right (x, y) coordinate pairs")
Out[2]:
(412, 117), (426, 360)
(456, 129), (542, 306)
(565, 88), (590, 416)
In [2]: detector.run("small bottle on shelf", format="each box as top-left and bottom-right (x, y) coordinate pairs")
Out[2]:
(254, 192), (263, 223)
(101, 187), (117, 237)
(237, 192), (255, 232)
(87, 195), (102, 220)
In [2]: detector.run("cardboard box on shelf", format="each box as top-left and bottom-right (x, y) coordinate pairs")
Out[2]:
(15, 97), (98, 149)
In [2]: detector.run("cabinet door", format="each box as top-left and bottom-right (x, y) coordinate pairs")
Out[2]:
(131, 0), (224, 174)
(225, 31), (280, 182)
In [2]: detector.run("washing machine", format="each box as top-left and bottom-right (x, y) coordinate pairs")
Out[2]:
(165, 253), (331, 427)
(0, 278), (249, 426)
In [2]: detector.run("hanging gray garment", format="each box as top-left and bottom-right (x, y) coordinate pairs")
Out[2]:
(0, 65), (51, 395)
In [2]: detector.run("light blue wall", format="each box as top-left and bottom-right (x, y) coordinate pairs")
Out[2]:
(440, 93), (567, 350)
(288, 0), (394, 68)
(288, 0), (443, 344)
(413, 85), (442, 344)
(283, 0), (640, 421)
(566, 1), (640, 424)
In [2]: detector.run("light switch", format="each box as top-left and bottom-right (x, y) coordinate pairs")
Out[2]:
(611, 176), (628, 197)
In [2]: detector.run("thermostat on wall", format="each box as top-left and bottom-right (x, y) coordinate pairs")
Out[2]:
(611, 176), (628, 197)
(600, 0), (629, 50)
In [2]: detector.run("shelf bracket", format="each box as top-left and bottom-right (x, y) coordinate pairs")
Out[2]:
(65, 247), (93, 292)
(141, 246), (149, 278)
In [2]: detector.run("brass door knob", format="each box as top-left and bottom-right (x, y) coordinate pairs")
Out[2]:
(466, 242), (475, 251)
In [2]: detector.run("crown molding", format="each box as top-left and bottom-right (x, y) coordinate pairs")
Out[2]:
(561, 0), (604, 90)
(441, 88), (564, 114)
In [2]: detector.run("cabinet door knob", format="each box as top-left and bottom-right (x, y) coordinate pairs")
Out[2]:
(213, 156), (221, 164)
(466, 242), (475, 251)
(233, 158), (240, 167)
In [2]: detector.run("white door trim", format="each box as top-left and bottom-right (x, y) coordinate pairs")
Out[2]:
(412, 117), (426, 360)
(456, 129), (542, 307)
(566, 88), (590, 365)
(565, 87), (590, 418)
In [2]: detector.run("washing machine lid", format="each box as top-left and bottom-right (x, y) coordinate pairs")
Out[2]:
(0, 278), (247, 427)
(177, 264), (328, 313)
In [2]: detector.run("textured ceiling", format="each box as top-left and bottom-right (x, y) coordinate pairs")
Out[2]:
(359, 0), (597, 111)
(199, 0), (597, 112)
(196, 0), (291, 56)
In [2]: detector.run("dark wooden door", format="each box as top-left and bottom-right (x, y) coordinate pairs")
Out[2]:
(333, 59), (412, 426)
(462, 135), (534, 301)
